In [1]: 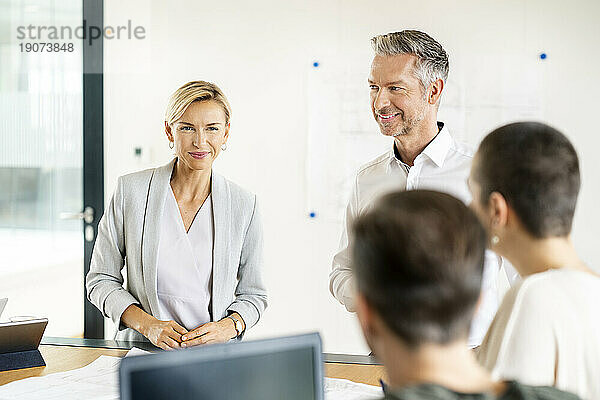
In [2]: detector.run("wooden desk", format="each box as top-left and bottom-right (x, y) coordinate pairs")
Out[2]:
(0, 343), (385, 387)
(0, 345), (127, 386)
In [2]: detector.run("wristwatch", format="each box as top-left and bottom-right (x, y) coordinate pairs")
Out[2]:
(227, 315), (243, 338)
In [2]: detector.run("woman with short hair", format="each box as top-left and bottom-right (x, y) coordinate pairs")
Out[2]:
(86, 81), (267, 350)
(469, 122), (600, 400)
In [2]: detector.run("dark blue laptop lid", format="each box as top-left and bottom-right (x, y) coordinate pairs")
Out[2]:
(119, 332), (324, 400)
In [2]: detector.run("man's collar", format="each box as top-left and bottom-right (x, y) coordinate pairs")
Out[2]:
(392, 122), (451, 168)
(421, 122), (451, 168)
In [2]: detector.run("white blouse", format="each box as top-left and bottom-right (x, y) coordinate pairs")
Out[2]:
(477, 269), (600, 400)
(156, 186), (213, 330)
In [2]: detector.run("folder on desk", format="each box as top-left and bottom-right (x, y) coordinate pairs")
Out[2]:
(0, 318), (48, 372)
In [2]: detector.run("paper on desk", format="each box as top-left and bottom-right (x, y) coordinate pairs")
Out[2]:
(0, 351), (381, 400)
(124, 346), (152, 357)
(0, 355), (121, 400)
(325, 377), (383, 400)
(0, 347), (156, 400)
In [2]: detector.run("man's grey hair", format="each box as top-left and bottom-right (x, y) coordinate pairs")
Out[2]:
(371, 30), (449, 91)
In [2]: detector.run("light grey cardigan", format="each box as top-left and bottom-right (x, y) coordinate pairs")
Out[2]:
(86, 159), (267, 342)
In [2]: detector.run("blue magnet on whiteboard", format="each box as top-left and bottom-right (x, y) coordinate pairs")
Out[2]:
(313, 61), (319, 67)
(309, 212), (316, 218)
(539, 53), (547, 60)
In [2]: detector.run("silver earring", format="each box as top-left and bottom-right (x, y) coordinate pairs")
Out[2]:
(221, 143), (227, 151)
(491, 235), (500, 245)
(169, 141), (174, 149)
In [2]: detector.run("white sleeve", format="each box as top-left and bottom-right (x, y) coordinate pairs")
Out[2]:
(329, 175), (359, 312)
(468, 250), (501, 347)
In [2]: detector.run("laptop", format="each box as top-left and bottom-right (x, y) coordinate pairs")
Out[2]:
(120, 332), (324, 400)
(0, 301), (48, 372)
(0, 318), (47, 354)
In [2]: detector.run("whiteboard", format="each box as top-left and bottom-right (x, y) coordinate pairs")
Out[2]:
(306, 52), (545, 222)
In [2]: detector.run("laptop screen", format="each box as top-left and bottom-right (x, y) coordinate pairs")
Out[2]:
(120, 333), (323, 400)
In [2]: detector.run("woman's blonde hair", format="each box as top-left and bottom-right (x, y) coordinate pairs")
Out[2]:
(164, 80), (232, 126)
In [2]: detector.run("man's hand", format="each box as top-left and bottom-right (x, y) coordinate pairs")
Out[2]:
(180, 318), (236, 347)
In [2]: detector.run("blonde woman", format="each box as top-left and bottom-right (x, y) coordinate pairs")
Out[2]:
(86, 81), (267, 350)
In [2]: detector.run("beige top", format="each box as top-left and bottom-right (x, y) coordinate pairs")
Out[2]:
(477, 269), (600, 400)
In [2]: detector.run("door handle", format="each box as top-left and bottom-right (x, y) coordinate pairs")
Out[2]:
(60, 206), (96, 242)
(60, 206), (95, 224)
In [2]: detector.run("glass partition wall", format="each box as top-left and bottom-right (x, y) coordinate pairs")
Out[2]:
(0, 0), (85, 336)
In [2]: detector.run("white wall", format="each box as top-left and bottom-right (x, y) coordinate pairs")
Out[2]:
(103, 0), (600, 354)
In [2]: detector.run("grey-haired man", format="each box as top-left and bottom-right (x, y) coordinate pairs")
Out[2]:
(329, 30), (518, 347)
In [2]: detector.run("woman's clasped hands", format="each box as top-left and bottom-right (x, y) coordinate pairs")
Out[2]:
(143, 316), (237, 350)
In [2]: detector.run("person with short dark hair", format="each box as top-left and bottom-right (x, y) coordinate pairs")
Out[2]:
(469, 122), (600, 400)
(352, 190), (579, 400)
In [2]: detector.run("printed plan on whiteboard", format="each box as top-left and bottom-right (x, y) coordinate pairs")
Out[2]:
(305, 54), (543, 222)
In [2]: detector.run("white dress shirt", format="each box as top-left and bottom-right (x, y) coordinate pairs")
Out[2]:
(156, 187), (213, 330)
(329, 122), (516, 347)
